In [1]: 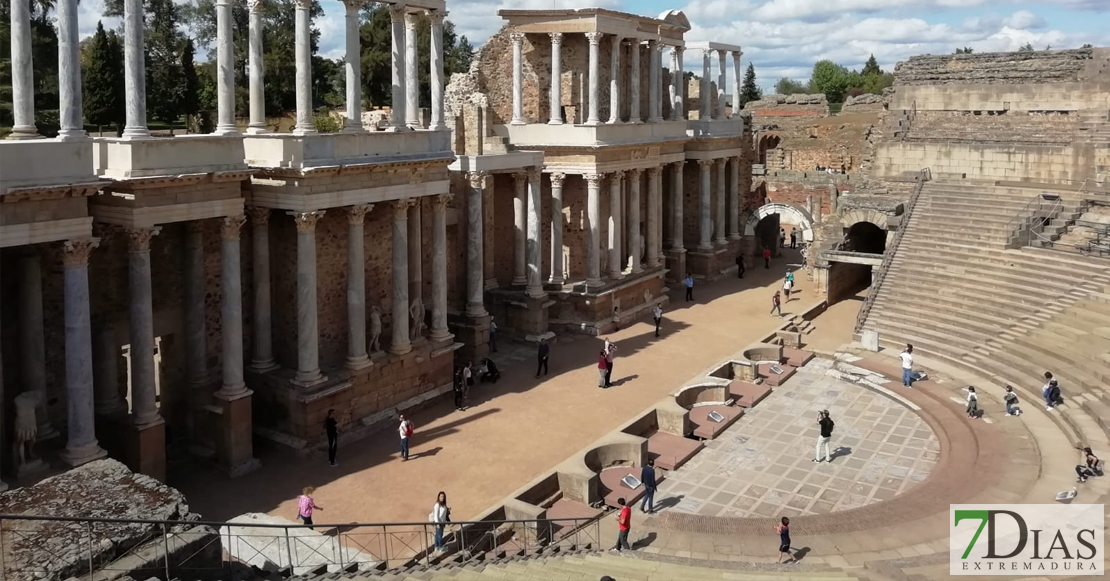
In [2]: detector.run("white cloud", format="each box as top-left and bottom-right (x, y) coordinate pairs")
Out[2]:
(1002, 10), (1045, 29)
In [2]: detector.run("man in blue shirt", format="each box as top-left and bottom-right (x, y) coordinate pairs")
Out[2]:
(684, 274), (694, 302)
(639, 460), (657, 513)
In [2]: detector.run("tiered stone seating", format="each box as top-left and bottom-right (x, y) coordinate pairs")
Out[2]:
(893, 48), (1093, 85)
(906, 112), (1078, 144)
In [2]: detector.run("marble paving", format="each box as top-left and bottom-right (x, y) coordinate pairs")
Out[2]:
(653, 358), (940, 518)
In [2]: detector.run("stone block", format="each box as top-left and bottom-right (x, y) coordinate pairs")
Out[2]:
(861, 329), (880, 351)
(126, 420), (167, 482)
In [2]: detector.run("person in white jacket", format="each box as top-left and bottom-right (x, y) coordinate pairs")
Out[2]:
(430, 491), (451, 552)
(966, 386), (980, 419)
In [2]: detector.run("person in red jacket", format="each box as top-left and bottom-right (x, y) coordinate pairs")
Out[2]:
(597, 350), (608, 389)
(611, 498), (631, 552)
(763, 246), (772, 269)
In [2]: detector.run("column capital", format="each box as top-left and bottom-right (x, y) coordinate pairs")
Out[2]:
(427, 9), (446, 24)
(388, 3), (405, 19)
(549, 32), (563, 44)
(628, 167), (643, 179)
(466, 171), (489, 188)
(654, 41), (666, 53)
(392, 198), (416, 218)
(714, 157), (727, 168)
(289, 211), (326, 233)
(342, 0), (366, 10)
(732, 49), (743, 59)
(673, 160), (685, 170)
(246, 206), (271, 225)
(293, 0), (311, 9)
(186, 221), (205, 235)
(404, 11), (420, 29)
(697, 159), (713, 168)
(510, 31), (525, 44)
(221, 214), (247, 240)
(550, 172), (567, 188)
(247, 0), (264, 12)
(674, 46), (684, 56)
(610, 169), (625, 184)
(432, 193), (454, 209)
(126, 227), (161, 252)
(611, 34), (622, 45)
(585, 173), (603, 187)
(526, 166), (542, 181)
(648, 166), (663, 178)
(63, 237), (100, 267)
(347, 204), (374, 225)
(585, 31), (604, 45)
(512, 171), (528, 186)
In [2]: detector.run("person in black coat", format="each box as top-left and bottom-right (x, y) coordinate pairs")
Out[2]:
(639, 460), (657, 513)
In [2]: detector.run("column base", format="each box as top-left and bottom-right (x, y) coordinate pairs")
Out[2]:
(341, 120), (365, 133)
(485, 278), (499, 290)
(246, 125), (270, 135)
(728, 233), (742, 241)
(214, 390), (261, 478)
(60, 441), (108, 467)
(511, 276), (527, 287)
(430, 123), (448, 131)
(213, 125), (241, 136)
(548, 276), (565, 287)
(35, 421), (60, 442)
(120, 127), (152, 140)
(510, 119), (526, 126)
(648, 116), (664, 123)
(526, 286), (547, 299)
(291, 372), (328, 389)
(583, 120), (601, 126)
(248, 359), (280, 373)
(386, 125), (412, 132)
(389, 343), (413, 356)
(346, 354), (373, 370)
(6, 125), (41, 140)
(465, 303), (489, 318)
(217, 383), (251, 399)
(55, 129), (89, 142)
(547, 119), (564, 125)
(292, 125), (318, 135)
(95, 400), (128, 418)
(126, 417), (167, 482)
(429, 328), (453, 342)
(585, 277), (603, 288)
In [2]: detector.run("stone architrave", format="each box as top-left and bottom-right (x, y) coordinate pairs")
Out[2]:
(430, 194), (453, 340)
(510, 31), (526, 125)
(346, 205), (373, 369)
(549, 172), (566, 284)
(60, 238), (107, 467)
(290, 211), (325, 385)
(585, 32), (604, 126)
(390, 199), (415, 355)
(465, 172), (488, 317)
(246, 0), (268, 133)
(627, 168), (643, 273)
(127, 227), (162, 426)
(512, 172), (528, 285)
(246, 207), (277, 370)
(698, 159), (713, 249)
(219, 215), (249, 397)
(585, 173), (603, 286)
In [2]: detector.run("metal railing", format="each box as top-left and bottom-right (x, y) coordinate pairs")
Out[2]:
(1004, 193), (1064, 249)
(0, 513), (603, 581)
(853, 167), (931, 335)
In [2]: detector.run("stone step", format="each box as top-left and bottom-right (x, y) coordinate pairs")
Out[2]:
(880, 269), (1064, 309)
(885, 257), (1092, 296)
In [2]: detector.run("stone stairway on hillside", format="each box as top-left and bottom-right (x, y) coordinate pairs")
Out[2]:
(1078, 110), (1110, 143)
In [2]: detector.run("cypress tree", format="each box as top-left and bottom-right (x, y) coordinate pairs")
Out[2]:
(739, 62), (762, 107)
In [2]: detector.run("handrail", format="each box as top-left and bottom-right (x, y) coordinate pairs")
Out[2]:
(1009, 179), (1088, 250)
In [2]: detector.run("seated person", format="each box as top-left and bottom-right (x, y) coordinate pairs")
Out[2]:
(478, 358), (500, 384)
(1077, 447), (1101, 483)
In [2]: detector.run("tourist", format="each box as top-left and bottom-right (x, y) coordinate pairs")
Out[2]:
(900, 344), (914, 388)
(763, 247), (772, 269)
(611, 305), (621, 332)
(325, 409), (339, 467)
(611, 498), (632, 552)
(478, 357), (500, 384)
(1047, 380), (1062, 410)
(604, 339), (618, 387)
(813, 410), (834, 463)
(536, 338), (549, 377)
(1076, 447), (1100, 483)
(1003, 385), (1021, 416)
(684, 273), (695, 302)
(736, 254), (746, 279)
(430, 491), (451, 552)
(462, 362), (473, 392)
(297, 486), (323, 529)
(783, 276), (793, 302)
(597, 350), (609, 388)
(779, 228), (786, 249)
(653, 304), (663, 337)
(488, 317), (498, 352)
(790, 230), (796, 249)
(776, 517), (794, 564)
(801, 246), (809, 269)
(399, 415), (414, 461)
(640, 460), (657, 513)
(453, 367), (466, 410)
(771, 291), (782, 317)
(966, 386), (980, 419)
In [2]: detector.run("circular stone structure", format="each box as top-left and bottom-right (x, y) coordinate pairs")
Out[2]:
(653, 358), (939, 518)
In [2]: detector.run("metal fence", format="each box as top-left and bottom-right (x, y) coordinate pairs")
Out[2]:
(0, 513), (603, 581)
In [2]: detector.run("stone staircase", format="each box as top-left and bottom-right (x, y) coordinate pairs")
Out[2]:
(1078, 110), (1110, 143)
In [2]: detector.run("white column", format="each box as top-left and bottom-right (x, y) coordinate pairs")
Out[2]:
(405, 12), (420, 129)
(430, 194), (452, 340)
(121, 0), (149, 138)
(730, 157), (741, 239)
(429, 10), (447, 130)
(7, 0), (38, 138)
(732, 51), (742, 119)
(465, 172), (488, 317)
(346, 205), (373, 369)
(629, 40), (641, 123)
(510, 32), (525, 125)
(608, 170), (624, 279)
(388, 4), (407, 131)
(60, 239), (106, 466)
(717, 50), (727, 120)
(700, 49), (711, 121)
(408, 200), (423, 309)
(628, 168), (642, 274)
(215, 0), (239, 134)
(585, 174), (602, 286)
(698, 159), (712, 250)
(608, 35), (621, 124)
(549, 172), (566, 284)
(290, 211), (325, 385)
(548, 33), (563, 125)
(715, 158), (727, 245)
(675, 47), (685, 120)
(390, 200), (413, 355)
(342, 0), (364, 132)
(246, 207), (276, 369)
(127, 227), (161, 426)
(672, 161), (685, 250)
(585, 32), (603, 126)
(247, 0), (268, 134)
(0, 259), (6, 490)
(512, 172), (528, 285)
(648, 40), (662, 122)
(668, 47), (678, 122)
(526, 168), (544, 298)
(647, 166), (661, 267)
(219, 215), (248, 396)
(19, 254), (54, 437)
(57, 0), (86, 140)
(293, 0), (315, 134)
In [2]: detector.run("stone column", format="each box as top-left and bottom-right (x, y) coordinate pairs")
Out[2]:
(648, 40), (662, 123)
(7, 0), (38, 138)
(698, 160), (712, 250)
(608, 35), (621, 124)
(60, 239), (107, 466)
(585, 32), (603, 126)
(219, 215), (248, 397)
(346, 205), (372, 369)
(732, 51), (742, 119)
(510, 31), (525, 125)
(405, 12), (420, 129)
(429, 10), (446, 130)
(390, 199), (413, 355)
(700, 49), (711, 121)
(19, 253), (53, 437)
(512, 172), (528, 286)
(184, 223), (207, 389)
(668, 47), (678, 122)
(715, 158), (727, 245)
(293, 0), (315, 134)
(122, 0), (149, 138)
(290, 212), (325, 385)
(729, 157), (741, 239)
(549, 172), (566, 284)
(608, 170), (624, 278)
(585, 173), (603, 286)
(0, 260), (5, 491)
(629, 40), (641, 123)
(247, 207), (277, 370)
(127, 227), (161, 426)
(408, 199), (423, 308)
(430, 194), (452, 340)
(215, 0), (239, 134)
(548, 33), (563, 125)
(94, 327), (125, 416)
(388, 4), (407, 131)
(673, 47), (685, 120)
(672, 161), (685, 250)
(56, 0), (86, 140)
(647, 166), (661, 267)
(628, 168), (642, 273)
(247, 0), (268, 134)
(465, 172), (488, 317)
(526, 168), (544, 298)
(717, 50), (727, 120)
(342, 0), (364, 132)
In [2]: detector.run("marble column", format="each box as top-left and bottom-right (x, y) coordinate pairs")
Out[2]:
(668, 48), (678, 122)
(628, 168), (642, 273)
(346, 205), (372, 369)
(184, 223), (207, 389)
(732, 51), (742, 119)
(526, 168), (544, 298)
(510, 32), (525, 125)
(408, 199), (423, 308)
(122, 0), (149, 138)
(700, 49), (711, 121)
(342, 0), (364, 132)
(512, 172), (528, 286)
(585, 173), (603, 286)
(673, 47), (685, 120)
(647, 166), (661, 267)
(388, 4), (407, 131)
(715, 158), (727, 245)
(672, 161), (685, 250)
(608, 35), (621, 124)
(549, 172), (566, 284)
(648, 40), (662, 122)
(629, 40), (641, 123)
(465, 172), (488, 317)
(429, 10), (446, 130)
(585, 32), (603, 125)
(57, 0), (86, 140)
(405, 12), (420, 129)
(7, 0), (38, 138)
(19, 253), (53, 437)
(290, 212), (325, 385)
(430, 194), (452, 340)
(60, 239), (106, 466)
(219, 215), (248, 397)
(717, 50), (727, 120)
(548, 33), (564, 125)
(128, 227), (161, 426)
(247, 207), (277, 370)
(698, 160), (712, 250)
(215, 0), (239, 134)
(293, 0), (315, 134)
(390, 199), (413, 355)
(608, 170), (624, 278)
(729, 157), (742, 239)
(247, 0), (268, 134)
(0, 260), (5, 491)
(94, 326), (125, 416)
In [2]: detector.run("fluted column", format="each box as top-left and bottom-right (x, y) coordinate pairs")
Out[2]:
(585, 32), (603, 125)
(647, 166), (661, 267)
(629, 40), (641, 123)
(608, 170), (624, 279)
(247, 0), (268, 133)
(429, 10), (446, 130)
(184, 223), (207, 389)
(671, 161), (685, 250)
(673, 47), (685, 120)
(214, 0), (239, 134)
(7, 0), (38, 138)
(342, 0), (364, 132)
(57, 0), (86, 140)
(405, 12), (420, 129)
(608, 35), (621, 124)
(346, 205), (373, 369)
(60, 239), (106, 466)
(431, 194), (452, 340)
(548, 33), (564, 124)
(715, 158), (727, 245)
(511, 31), (525, 125)
(465, 172), (488, 317)
(247, 207), (277, 370)
(700, 49), (711, 121)
(219, 215), (248, 396)
(648, 40), (662, 122)
(628, 169), (642, 273)
(526, 168), (544, 298)
(290, 212), (325, 385)
(732, 51), (742, 119)
(128, 227), (161, 426)
(390, 200), (413, 355)
(408, 199), (423, 307)
(668, 48), (678, 122)
(729, 156), (741, 239)
(585, 173), (602, 286)
(388, 4), (407, 131)
(512, 172), (528, 285)
(20, 253), (53, 437)
(698, 160), (712, 250)
(549, 172), (566, 284)
(94, 326), (125, 416)
(293, 0), (315, 134)
(717, 50), (727, 120)
(122, 0), (148, 138)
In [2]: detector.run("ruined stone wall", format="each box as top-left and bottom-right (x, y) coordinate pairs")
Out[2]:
(906, 110), (1078, 144)
(826, 262), (871, 304)
(893, 48), (1094, 86)
(891, 83), (1110, 113)
(764, 182), (835, 219)
(870, 141), (1101, 181)
(842, 93), (884, 113)
(744, 94), (829, 118)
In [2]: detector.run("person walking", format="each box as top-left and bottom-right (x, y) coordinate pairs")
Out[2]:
(764, 247), (772, 269)
(536, 338), (549, 377)
(900, 344), (914, 388)
(488, 317), (498, 352)
(783, 276), (793, 302)
(801, 246), (809, 269)
(813, 410), (834, 463)
(325, 409), (339, 467)
(966, 386), (980, 419)
(611, 498), (632, 552)
(652, 304), (663, 337)
(776, 517), (794, 564)
(462, 362), (473, 392)
(779, 228), (786, 249)
(684, 273), (695, 302)
(398, 415), (414, 461)
(1003, 385), (1020, 416)
(736, 254), (746, 279)
(639, 460), (657, 513)
(429, 491), (451, 552)
(297, 486), (323, 529)
(604, 339), (617, 387)
(453, 367), (466, 411)
(597, 350), (609, 388)
(790, 230), (796, 249)
(1076, 447), (1100, 483)
(771, 291), (782, 317)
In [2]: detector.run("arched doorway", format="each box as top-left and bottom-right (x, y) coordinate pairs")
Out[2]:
(825, 220), (889, 304)
(756, 133), (782, 166)
(843, 221), (886, 254)
(744, 202), (815, 255)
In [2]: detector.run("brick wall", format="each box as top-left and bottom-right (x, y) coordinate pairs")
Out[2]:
(765, 182), (835, 218)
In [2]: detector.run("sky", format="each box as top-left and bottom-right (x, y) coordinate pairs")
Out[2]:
(76, 0), (1110, 92)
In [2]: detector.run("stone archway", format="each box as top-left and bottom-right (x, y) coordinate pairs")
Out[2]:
(755, 133), (782, 166)
(744, 202), (815, 243)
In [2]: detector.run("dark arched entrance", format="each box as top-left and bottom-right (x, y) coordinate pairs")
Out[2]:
(844, 222), (886, 254)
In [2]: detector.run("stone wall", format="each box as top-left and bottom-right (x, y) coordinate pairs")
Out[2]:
(906, 110), (1079, 144)
(842, 93), (884, 113)
(764, 181), (836, 220)
(744, 94), (829, 117)
(826, 261), (871, 304)
(890, 83), (1110, 113)
(870, 141), (1101, 182)
(893, 48), (1095, 86)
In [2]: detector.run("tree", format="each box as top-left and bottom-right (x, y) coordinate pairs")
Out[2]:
(808, 60), (856, 103)
(83, 21), (126, 134)
(1082, 44), (1093, 49)
(145, 0), (187, 131)
(955, 47), (973, 54)
(861, 54), (882, 77)
(774, 77), (808, 95)
(180, 38), (200, 122)
(739, 62), (761, 107)
(1018, 42), (1035, 52)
